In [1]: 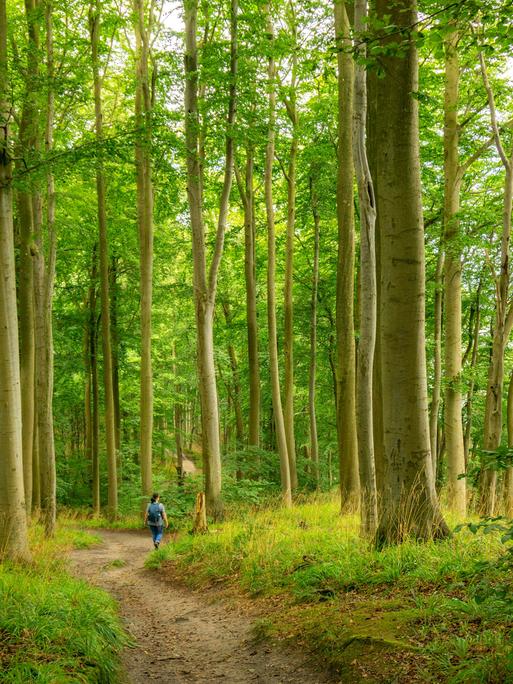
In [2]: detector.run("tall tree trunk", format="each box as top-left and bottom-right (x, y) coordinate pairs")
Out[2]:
(264, 7), (291, 506)
(222, 302), (245, 453)
(86, 246), (100, 514)
(479, 52), (513, 516)
(34, 0), (57, 537)
(89, 0), (118, 517)
(308, 175), (320, 488)
(134, 0), (154, 501)
(235, 146), (260, 447)
(463, 284), (481, 464)
(110, 256), (121, 453)
(16, 0), (41, 516)
(429, 247), (444, 476)
(173, 343), (184, 485)
(353, 0), (378, 537)
(0, 0), (31, 560)
(443, 27), (466, 517)
(184, 0), (238, 518)
(334, 0), (359, 510)
(375, 0), (448, 545)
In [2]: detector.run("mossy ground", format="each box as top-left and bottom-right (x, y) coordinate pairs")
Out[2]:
(151, 494), (513, 683)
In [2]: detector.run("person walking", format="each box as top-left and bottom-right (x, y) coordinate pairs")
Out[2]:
(144, 493), (169, 549)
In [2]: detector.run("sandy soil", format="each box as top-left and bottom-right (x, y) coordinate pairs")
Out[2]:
(71, 529), (337, 684)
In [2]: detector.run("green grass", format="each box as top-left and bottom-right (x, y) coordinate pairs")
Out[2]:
(150, 494), (513, 682)
(0, 524), (129, 683)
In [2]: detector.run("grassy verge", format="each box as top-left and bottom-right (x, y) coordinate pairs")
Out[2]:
(0, 524), (129, 683)
(149, 495), (513, 683)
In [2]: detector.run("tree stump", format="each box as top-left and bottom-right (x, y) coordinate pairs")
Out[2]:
(192, 492), (208, 534)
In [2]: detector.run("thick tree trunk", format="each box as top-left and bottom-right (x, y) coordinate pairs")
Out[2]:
(89, 0), (118, 517)
(505, 370), (513, 517)
(375, 0), (449, 545)
(334, 0), (359, 510)
(353, 0), (378, 537)
(0, 0), (31, 560)
(443, 28), (466, 517)
(134, 0), (154, 500)
(308, 176), (320, 488)
(265, 8), (291, 506)
(184, 0), (237, 518)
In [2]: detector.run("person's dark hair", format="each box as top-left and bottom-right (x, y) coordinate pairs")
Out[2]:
(151, 492), (159, 503)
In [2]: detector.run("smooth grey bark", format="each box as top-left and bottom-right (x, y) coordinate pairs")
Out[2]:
(89, 0), (118, 517)
(334, 0), (359, 510)
(0, 0), (31, 561)
(184, 0), (237, 518)
(264, 7), (292, 506)
(375, 0), (449, 545)
(429, 247), (444, 478)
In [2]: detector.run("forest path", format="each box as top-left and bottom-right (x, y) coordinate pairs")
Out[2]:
(71, 529), (336, 684)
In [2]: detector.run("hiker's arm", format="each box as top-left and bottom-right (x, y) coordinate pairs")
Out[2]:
(163, 511), (169, 527)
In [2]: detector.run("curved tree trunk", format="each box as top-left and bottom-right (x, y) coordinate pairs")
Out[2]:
(265, 8), (291, 506)
(375, 0), (449, 545)
(353, 0), (378, 537)
(334, 0), (359, 510)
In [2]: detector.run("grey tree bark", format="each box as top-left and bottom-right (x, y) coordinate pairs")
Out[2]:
(0, 0), (31, 561)
(375, 0), (449, 545)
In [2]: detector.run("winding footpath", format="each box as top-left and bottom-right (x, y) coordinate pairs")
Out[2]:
(71, 530), (336, 683)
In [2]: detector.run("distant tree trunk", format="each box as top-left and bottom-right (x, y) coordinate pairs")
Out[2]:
(173, 343), (184, 485)
(479, 52), (513, 516)
(334, 0), (359, 510)
(184, 0), (237, 518)
(375, 0), (449, 545)
(89, 0), (118, 517)
(282, 16), (299, 489)
(353, 0), (378, 537)
(235, 146), (260, 447)
(308, 175), (320, 488)
(463, 284), (481, 464)
(222, 302), (245, 455)
(134, 0), (154, 501)
(505, 369), (513, 517)
(109, 256), (121, 453)
(86, 246), (100, 514)
(0, 0), (31, 560)
(429, 247), (444, 478)
(264, 8), (291, 506)
(443, 27), (466, 517)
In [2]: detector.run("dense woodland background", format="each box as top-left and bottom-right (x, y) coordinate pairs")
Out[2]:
(2, 0), (513, 560)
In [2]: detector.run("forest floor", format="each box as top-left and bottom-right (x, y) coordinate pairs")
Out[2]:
(71, 529), (337, 684)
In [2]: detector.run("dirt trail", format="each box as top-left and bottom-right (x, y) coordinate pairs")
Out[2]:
(71, 530), (336, 684)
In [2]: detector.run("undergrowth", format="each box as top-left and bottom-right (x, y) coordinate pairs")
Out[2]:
(0, 524), (129, 683)
(149, 494), (513, 683)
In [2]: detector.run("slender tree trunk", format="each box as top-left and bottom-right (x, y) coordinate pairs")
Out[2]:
(443, 27), (466, 517)
(173, 343), (184, 485)
(134, 0), (154, 500)
(0, 0), (31, 560)
(505, 369), (513, 517)
(463, 285), (481, 464)
(89, 0), (117, 517)
(479, 52), (513, 516)
(223, 302), (244, 452)
(110, 256), (121, 453)
(235, 146), (260, 447)
(429, 247), (444, 476)
(86, 246), (100, 514)
(264, 7), (291, 506)
(33, 0), (57, 537)
(308, 175), (320, 488)
(375, 0), (448, 545)
(184, 0), (238, 518)
(334, 0), (359, 510)
(353, 0), (378, 537)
